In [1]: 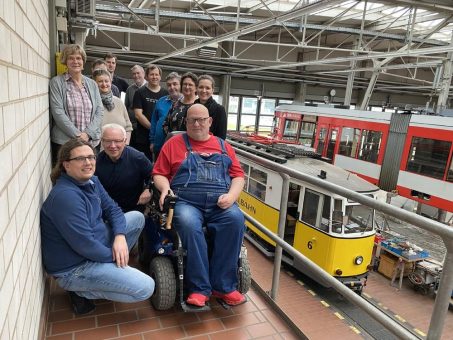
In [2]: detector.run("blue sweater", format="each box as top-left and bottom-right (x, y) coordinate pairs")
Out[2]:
(149, 95), (173, 153)
(95, 146), (152, 213)
(40, 174), (126, 274)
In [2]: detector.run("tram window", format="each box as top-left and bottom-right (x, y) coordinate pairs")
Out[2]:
(301, 189), (330, 232)
(316, 128), (327, 154)
(345, 205), (374, 233)
(357, 130), (382, 163)
(248, 167), (267, 200)
(240, 162), (250, 187)
(406, 137), (451, 180)
(339, 127), (360, 158)
(283, 119), (299, 140)
(299, 122), (316, 147)
(228, 96), (239, 130)
(332, 199), (343, 234)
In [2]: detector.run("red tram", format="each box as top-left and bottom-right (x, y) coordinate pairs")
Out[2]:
(269, 104), (453, 214)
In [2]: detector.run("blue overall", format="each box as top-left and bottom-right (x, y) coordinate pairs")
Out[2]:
(171, 134), (245, 296)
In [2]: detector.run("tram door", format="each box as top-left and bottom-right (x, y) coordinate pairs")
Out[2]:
(285, 182), (301, 246)
(316, 125), (339, 162)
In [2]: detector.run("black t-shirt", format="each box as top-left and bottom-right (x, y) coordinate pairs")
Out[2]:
(112, 75), (129, 93)
(133, 86), (168, 143)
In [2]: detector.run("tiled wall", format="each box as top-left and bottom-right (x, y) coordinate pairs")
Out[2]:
(0, 0), (52, 339)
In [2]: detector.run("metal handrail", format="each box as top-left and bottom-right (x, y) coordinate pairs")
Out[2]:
(235, 147), (453, 340)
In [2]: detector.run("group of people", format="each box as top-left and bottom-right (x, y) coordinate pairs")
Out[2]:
(41, 44), (245, 314)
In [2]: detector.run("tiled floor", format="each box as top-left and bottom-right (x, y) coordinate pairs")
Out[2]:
(44, 261), (300, 340)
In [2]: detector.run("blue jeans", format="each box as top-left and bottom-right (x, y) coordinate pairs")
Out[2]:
(54, 211), (154, 302)
(173, 189), (245, 296)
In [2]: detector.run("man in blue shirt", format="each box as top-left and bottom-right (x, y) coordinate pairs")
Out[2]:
(96, 124), (152, 213)
(40, 139), (154, 315)
(149, 72), (182, 160)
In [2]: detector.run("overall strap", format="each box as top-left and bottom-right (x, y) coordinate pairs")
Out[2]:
(217, 137), (228, 154)
(182, 133), (193, 152)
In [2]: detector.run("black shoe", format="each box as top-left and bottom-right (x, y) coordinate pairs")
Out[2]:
(68, 291), (96, 315)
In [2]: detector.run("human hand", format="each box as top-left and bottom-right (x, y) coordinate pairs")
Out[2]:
(112, 234), (129, 268)
(217, 193), (235, 209)
(79, 132), (89, 142)
(137, 189), (151, 205)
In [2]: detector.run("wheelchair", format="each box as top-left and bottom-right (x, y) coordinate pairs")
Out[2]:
(138, 183), (251, 312)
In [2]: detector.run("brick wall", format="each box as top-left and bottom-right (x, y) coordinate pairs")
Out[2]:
(0, 0), (51, 339)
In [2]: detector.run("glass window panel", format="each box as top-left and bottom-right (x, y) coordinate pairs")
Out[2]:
(258, 115), (273, 132)
(344, 204), (374, 234)
(406, 137), (451, 180)
(228, 114), (238, 130)
(260, 98), (276, 115)
(213, 94), (220, 102)
(278, 99), (293, 105)
(299, 122), (316, 146)
(357, 130), (382, 163)
(248, 179), (266, 200)
(240, 115), (256, 131)
(250, 167), (267, 183)
(283, 120), (299, 140)
(316, 128), (327, 154)
(229, 96), (239, 113)
(326, 129), (338, 160)
(302, 190), (319, 227)
(241, 97), (258, 114)
(447, 157), (453, 182)
(338, 127), (360, 157)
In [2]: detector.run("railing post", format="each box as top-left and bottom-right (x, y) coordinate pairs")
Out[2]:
(270, 174), (290, 300)
(427, 239), (453, 339)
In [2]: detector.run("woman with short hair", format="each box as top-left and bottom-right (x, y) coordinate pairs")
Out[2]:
(49, 44), (103, 162)
(93, 69), (132, 144)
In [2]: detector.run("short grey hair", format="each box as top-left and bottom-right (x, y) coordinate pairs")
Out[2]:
(102, 123), (127, 138)
(131, 65), (144, 73)
(166, 72), (181, 82)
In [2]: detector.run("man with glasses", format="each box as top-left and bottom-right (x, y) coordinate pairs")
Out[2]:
(40, 139), (154, 315)
(96, 124), (152, 213)
(153, 104), (246, 308)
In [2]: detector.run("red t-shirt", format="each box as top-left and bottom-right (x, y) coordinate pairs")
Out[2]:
(153, 134), (244, 181)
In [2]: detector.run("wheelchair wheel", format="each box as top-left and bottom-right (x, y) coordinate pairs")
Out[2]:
(149, 256), (176, 310)
(238, 246), (251, 294)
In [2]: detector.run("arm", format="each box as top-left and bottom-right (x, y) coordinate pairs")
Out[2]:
(121, 101), (133, 144)
(149, 102), (159, 145)
(49, 76), (81, 138)
(84, 78), (104, 141)
(135, 108), (151, 129)
(137, 152), (153, 205)
(153, 174), (173, 209)
(217, 177), (244, 209)
(216, 105), (228, 140)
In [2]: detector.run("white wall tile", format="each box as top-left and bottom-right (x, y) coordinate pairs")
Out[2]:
(2, 103), (16, 142)
(3, 0), (15, 30)
(0, 143), (12, 192)
(7, 67), (19, 102)
(0, 189), (9, 239)
(0, 65), (8, 104)
(0, 265), (13, 333)
(0, 23), (12, 64)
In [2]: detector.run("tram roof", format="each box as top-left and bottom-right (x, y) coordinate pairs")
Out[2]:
(284, 156), (380, 194)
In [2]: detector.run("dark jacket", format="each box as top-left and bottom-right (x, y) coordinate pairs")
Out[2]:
(195, 97), (227, 139)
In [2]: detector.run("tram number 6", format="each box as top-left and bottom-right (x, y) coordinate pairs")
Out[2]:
(307, 241), (313, 249)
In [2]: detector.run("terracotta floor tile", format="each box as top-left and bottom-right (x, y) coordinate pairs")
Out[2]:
(119, 318), (161, 336)
(51, 316), (96, 335)
(231, 301), (259, 315)
(209, 327), (250, 340)
(92, 302), (116, 315)
(142, 325), (185, 340)
(46, 334), (73, 340)
(74, 325), (118, 340)
(278, 331), (301, 340)
(220, 312), (261, 329)
(110, 335), (143, 340)
(136, 306), (177, 319)
(185, 336), (210, 340)
(52, 294), (72, 311)
(115, 300), (151, 312)
(159, 312), (200, 328)
(260, 310), (291, 333)
(48, 309), (75, 322)
(97, 310), (138, 327)
(183, 319), (224, 337)
(246, 322), (277, 338)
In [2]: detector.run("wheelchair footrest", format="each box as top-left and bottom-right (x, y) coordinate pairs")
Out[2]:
(180, 301), (211, 313)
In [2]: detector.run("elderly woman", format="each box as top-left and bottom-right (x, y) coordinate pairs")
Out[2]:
(163, 72), (198, 134)
(195, 74), (227, 139)
(49, 44), (103, 162)
(93, 69), (132, 144)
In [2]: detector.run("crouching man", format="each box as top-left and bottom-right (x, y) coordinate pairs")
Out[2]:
(153, 104), (246, 307)
(40, 139), (154, 315)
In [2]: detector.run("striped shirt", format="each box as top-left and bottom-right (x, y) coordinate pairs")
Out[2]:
(64, 73), (93, 133)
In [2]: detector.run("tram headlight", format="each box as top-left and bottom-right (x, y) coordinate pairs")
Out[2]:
(354, 256), (364, 265)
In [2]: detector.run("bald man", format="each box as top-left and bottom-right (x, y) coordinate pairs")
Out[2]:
(153, 104), (246, 308)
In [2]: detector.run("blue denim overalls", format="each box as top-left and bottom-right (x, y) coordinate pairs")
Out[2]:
(171, 134), (245, 296)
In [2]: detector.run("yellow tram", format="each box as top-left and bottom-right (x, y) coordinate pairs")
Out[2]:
(229, 136), (380, 293)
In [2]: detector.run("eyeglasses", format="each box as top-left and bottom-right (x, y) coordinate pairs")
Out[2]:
(186, 117), (210, 125)
(67, 155), (97, 162)
(102, 139), (126, 145)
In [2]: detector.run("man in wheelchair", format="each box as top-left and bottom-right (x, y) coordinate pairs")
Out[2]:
(153, 104), (246, 307)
